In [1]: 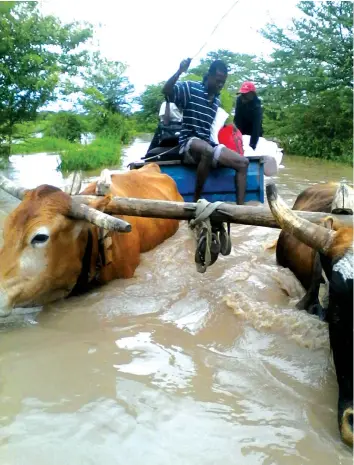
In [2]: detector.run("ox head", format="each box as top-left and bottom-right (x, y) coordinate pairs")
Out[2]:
(267, 181), (353, 447)
(0, 175), (131, 317)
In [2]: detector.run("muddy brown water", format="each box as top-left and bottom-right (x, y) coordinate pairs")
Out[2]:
(0, 138), (352, 464)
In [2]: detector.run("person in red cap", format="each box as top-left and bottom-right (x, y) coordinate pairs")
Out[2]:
(233, 81), (263, 151)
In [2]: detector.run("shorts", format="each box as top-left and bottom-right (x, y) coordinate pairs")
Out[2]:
(179, 137), (226, 168)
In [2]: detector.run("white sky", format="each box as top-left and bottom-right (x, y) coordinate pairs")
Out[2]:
(38, 0), (303, 102)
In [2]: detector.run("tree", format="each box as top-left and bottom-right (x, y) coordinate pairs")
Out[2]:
(44, 111), (83, 142)
(189, 49), (259, 95)
(0, 1), (92, 149)
(79, 52), (134, 116)
(136, 82), (165, 130)
(72, 52), (135, 142)
(258, 1), (353, 160)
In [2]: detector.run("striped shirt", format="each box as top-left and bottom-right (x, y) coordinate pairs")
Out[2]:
(170, 80), (220, 147)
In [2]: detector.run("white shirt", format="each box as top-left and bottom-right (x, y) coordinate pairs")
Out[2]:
(159, 102), (183, 123)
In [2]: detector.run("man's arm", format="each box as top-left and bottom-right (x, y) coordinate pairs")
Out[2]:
(250, 102), (262, 149)
(163, 58), (191, 99)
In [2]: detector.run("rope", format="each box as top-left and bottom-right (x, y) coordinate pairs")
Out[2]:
(191, 0), (242, 60)
(143, 1), (242, 166)
(143, 145), (180, 162)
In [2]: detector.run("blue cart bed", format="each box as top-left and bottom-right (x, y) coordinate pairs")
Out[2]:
(129, 156), (265, 203)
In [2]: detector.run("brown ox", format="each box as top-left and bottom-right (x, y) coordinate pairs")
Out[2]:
(266, 181), (353, 447)
(0, 163), (183, 316)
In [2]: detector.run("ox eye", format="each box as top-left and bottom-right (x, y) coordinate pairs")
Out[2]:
(31, 234), (49, 246)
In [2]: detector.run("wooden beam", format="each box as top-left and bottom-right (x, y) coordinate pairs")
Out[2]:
(73, 195), (353, 229)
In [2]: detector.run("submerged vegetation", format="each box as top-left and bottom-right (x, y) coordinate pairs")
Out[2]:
(10, 136), (123, 171)
(58, 137), (123, 171)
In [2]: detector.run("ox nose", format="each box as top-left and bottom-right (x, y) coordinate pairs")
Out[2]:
(341, 408), (354, 447)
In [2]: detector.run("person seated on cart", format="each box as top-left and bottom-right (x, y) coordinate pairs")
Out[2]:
(147, 100), (183, 152)
(163, 58), (249, 205)
(233, 81), (263, 151)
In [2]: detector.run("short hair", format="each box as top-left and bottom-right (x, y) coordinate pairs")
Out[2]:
(208, 60), (228, 76)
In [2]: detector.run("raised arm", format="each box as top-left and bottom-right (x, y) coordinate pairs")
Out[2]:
(163, 58), (192, 99)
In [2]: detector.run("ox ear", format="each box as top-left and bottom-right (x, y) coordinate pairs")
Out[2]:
(322, 216), (334, 231)
(63, 172), (82, 196)
(95, 169), (112, 196)
(72, 221), (87, 240)
(331, 181), (354, 215)
(266, 181), (336, 255)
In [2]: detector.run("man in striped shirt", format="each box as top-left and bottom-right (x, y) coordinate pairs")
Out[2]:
(163, 58), (249, 204)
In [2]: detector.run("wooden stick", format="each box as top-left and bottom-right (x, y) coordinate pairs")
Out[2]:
(73, 195), (353, 229)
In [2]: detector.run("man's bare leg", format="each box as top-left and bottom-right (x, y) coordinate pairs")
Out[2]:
(217, 148), (249, 205)
(188, 139), (214, 202)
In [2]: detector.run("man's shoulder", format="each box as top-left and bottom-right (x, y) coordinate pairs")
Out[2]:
(186, 80), (205, 91)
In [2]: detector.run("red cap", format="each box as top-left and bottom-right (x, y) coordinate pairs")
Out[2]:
(239, 81), (256, 93)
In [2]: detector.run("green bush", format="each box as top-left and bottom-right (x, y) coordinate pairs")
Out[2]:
(58, 136), (122, 171)
(44, 112), (83, 142)
(92, 112), (136, 144)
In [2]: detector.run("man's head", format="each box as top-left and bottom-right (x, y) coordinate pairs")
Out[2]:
(206, 60), (228, 95)
(239, 81), (256, 102)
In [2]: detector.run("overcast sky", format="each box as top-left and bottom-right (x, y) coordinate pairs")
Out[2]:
(38, 0), (302, 108)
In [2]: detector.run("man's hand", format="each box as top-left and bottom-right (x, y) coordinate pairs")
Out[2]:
(179, 58), (192, 74)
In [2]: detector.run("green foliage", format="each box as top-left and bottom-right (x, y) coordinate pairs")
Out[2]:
(44, 112), (83, 142)
(87, 108), (136, 144)
(0, 1), (92, 146)
(77, 52), (134, 116)
(58, 137), (122, 171)
(12, 120), (40, 140)
(10, 136), (76, 155)
(10, 134), (123, 171)
(63, 52), (137, 142)
(188, 49), (259, 94)
(135, 82), (165, 131)
(259, 1), (353, 162)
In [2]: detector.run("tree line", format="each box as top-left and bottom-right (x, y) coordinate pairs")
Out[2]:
(0, 1), (352, 163)
(137, 1), (353, 163)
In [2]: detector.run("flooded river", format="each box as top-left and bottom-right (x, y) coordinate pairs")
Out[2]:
(0, 138), (352, 464)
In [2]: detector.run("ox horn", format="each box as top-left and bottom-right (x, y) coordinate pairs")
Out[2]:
(0, 174), (27, 200)
(69, 201), (131, 233)
(266, 181), (335, 255)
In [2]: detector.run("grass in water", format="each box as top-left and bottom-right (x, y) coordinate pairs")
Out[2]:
(58, 137), (122, 171)
(10, 136), (123, 171)
(10, 137), (75, 154)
